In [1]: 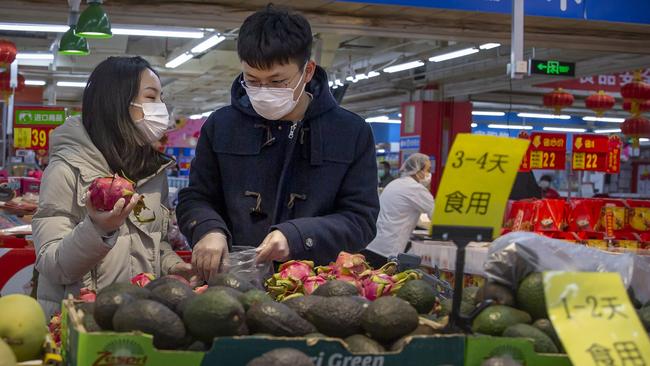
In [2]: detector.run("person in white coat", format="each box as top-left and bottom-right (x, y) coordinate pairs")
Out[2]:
(363, 153), (435, 267)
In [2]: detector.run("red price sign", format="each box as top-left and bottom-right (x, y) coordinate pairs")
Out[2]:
(572, 134), (609, 172)
(14, 126), (56, 150)
(607, 135), (622, 174)
(528, 133), (567, 170)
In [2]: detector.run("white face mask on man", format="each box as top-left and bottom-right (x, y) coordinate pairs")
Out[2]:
(242, 68), (307, 121)
(130, 102), (170, 143)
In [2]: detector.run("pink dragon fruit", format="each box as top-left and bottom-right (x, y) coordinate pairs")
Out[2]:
(303, 275), (327, 295)
(89, 174), (136, 211)
(193, 284), (208, 294)
(334, 252), (370, 277)
(131, 272), (155, 288)
(362, 273), (396, 301)
(278, 260), (315, 282)
(79, 288), (96, 302)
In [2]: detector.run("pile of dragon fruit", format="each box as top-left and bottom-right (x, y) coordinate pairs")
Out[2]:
(265, 251), (421, 301)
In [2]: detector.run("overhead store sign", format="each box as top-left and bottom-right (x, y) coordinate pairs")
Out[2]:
(529, 133), (567, 170)
(342, 0), (650, 25)
(536, 68), (650, 92)
(530, 59), (575, 77)
(13, 106), (65, 150)
(572, 134), (609, 172)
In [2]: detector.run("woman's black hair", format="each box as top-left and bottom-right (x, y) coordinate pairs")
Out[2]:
(82, 56), (166, 181)
(540, 174), (554, 182)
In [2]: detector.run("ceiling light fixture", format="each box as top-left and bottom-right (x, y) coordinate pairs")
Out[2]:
(57, 81), (87, 88)
(429, 48), (479, 63)
(201, 111), (213, 117)
(383, 61), (424, 74)
(518, 112), (571, 120)
(189, 114), (202, 119)
(488, 124), (532, 130)
(16, 53), (54, 60)
(472, 111), (506, 116)
(471, 123), (478, 128)
(59, 26), (90, 56)
(582, 116), (625, 123)
(479, 43), (501, 50)
(165, 52), (193, 69)
(25, 80), (46, 86)
(0, 23), (69, 32)
(594, 129), (621, 134)
(76, 0), (112, 39)
(542, 127), (586, 133)
(0, 22), (205, 39)
(115, 28), (204, 39)
(190, 34), (225, 54)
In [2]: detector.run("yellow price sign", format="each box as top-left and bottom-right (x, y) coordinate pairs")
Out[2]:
(431, 134), (529, 238)
(544, 272), (650, 366)
(13, 127), (32, 149)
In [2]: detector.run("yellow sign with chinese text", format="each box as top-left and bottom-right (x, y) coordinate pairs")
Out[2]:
(431, 134), (529, 238)
(14, 127), (32, 149)
(544, 271), (650, 366)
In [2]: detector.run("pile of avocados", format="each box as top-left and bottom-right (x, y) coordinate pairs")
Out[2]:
(78, 276), (444, 354)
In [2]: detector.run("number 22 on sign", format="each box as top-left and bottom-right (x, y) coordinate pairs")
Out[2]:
(544, 272), (650, 366)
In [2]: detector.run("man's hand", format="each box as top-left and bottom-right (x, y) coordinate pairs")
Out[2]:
(86, 191), (141, 235)
(192, 231), (228, 282)
(256, 230), (291, 263)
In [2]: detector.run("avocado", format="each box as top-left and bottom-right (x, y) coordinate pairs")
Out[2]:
(77, 302), (101, 332)
(113, 299), (186, 350)
(241, 290), (272, 311)
(503, 323), (559, 353)
(149, 280), (195, 315)
(205, 286), (245, 302)
(247, 301), (316, 337)
(247, 348), (315, 366)
(439, 298), (475, 317)
(396, 280), (437, 314)
(344, 334), (385, 354)
(516, 273), (547, 320)
(144, 275), (188, 291)
(183, 291), (246, 342)
(463, 286), (480, 305)
(637, 306), (650, 331)
(208, 273), (255, 293)
(283, 296), (322, 318)
(472, 305), (532, 335)
(476, 282), (516, 306)
(93, 283), (150, 330)
(389, 335), (411, 352)
(312, 280), (359, 297)
(306, 296), (365, 338)
(361, 296), (419, 343)
(532, 319), (563, 352)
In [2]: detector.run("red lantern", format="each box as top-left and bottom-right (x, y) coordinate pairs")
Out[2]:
(0, 71), (25, 98)
(621, 115), (650, 148)
(0, 39), (17, 66)
(623, 100), (650, 114)
(543, 88), (574, 114)
(621, 70), (650, 116)
(585, 90), (615, 117)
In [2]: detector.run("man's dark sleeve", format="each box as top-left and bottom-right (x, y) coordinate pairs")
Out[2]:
(176, 118), (231, 248)
(273, 122), (380, 263)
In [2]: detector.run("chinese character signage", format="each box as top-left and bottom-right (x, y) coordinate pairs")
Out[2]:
(13, 106), (65, 150)
(608, 135), (622, 174)
(529, 132), (567, 170)
(432, 134), (529, 238)
(530, 59), (576, 77)
(544, 272), (650, 366)
(536, 68), (650, 92)
(572, 134), (609, 172)
(517, 131), (531, 172)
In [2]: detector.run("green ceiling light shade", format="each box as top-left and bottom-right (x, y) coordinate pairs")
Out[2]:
(58, 26), (89, 56)
(75, 2), (112, 39)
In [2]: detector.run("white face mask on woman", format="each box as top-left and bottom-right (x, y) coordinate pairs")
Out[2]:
(242, 68), (307, 121)
(539, 180), (551, 189)
(420, 172), (432, 187)
(130, 102), (169, 143)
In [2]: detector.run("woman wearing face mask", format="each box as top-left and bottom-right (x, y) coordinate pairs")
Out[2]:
(33, 56), (191, 317)
(363, 153), (435, 268)
(539, 174), (560, 199)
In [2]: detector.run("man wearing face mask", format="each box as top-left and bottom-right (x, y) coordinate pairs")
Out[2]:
(363, 153), (435, 268)
(176, 5), (379, 281)
(539, 174), (560, 199)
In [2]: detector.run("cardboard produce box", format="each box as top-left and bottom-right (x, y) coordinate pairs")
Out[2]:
(464, 336), (571, 366)
(62, 300), (466, 366)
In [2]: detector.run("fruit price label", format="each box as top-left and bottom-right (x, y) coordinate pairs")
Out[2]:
(13, 126), (55, 150)
(544, 272), (650, 366)
(572, 134), (609, 172)
(431, 134), (529, 238)
(528, 133), (567, 170)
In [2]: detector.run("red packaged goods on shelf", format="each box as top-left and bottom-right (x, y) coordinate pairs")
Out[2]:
(567, 198), (605, 232)
(533, 199), (567, 231)
(503, 200), (536, 231)
(628, 200), (650, 232)
(598, 200), (628, 236)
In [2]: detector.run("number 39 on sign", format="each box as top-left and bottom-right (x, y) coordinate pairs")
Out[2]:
(13, 126), (55, 150)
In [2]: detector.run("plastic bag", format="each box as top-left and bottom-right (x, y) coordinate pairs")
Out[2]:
(485, 232), (650, 303)
(223, 246), (273, 289)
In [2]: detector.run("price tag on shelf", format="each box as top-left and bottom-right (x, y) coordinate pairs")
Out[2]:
(13, 127), (32, 149)
(528, 133), (567, 170)
(544, 272), (650, 366)
(431, 134), (529, 238)
(572, 134), (609, 172)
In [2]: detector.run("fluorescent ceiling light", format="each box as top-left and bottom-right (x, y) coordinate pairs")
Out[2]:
(640, 138), (650, 142)
(583, 116), (625, 123)
(479, 43), (501, 50)
(165, 52), (193, 68)
(113, 28), (204, 39)
(191, 34), (225, 54)
(543, 127), (586, 133)
(25, 80), (46, 86)
(471, 123), (478, 128)
(328, 81), (334, 87)
(56, 81), (86, 88)
(594, 129), (621, 134)
(398, 113), (402, 118)
(488, 124), (532, 130)
(201, 111), (213, 117)
(383, 61), (424, 73)
(517, 112), (571, 120)
(335, 79), (344, 86)
(429, 48), (479, 62)
(189, 114), (202, 119)
(472, 111), (505, 116)
(0, 23), (68, 33)
(365, 116), (400, 124)
(345, 76), (359, 83)
(16, 53), (54, 60)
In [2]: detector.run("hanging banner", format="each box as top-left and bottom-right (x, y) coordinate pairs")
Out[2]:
(517, 131), (532, 172)
(607, 135), (622, 174)
(572, 134), (609, 172)
(536, 68), (650, 92)
(529, 132), (567, 170)
(13, 106), (65, 150)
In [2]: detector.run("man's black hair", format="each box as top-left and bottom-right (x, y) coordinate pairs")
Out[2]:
(237, 4), (312, 70)
(540, 174), (554, 182)
(381, 161), (391, 169)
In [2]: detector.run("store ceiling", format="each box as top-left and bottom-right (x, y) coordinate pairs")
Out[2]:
(1, 0), (650, 124)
